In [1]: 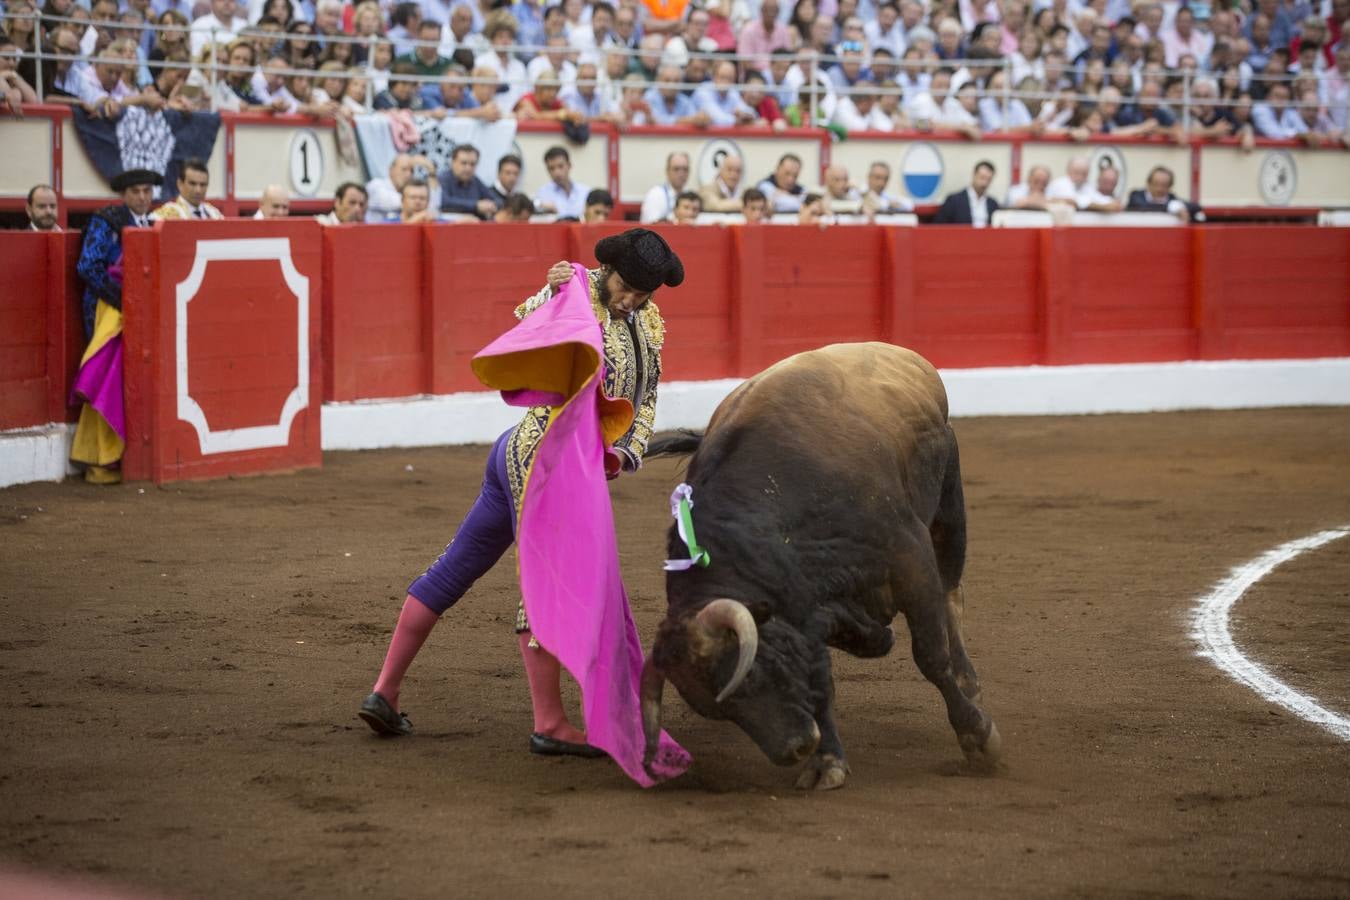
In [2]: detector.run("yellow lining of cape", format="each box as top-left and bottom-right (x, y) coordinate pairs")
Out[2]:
(82, 299), (123, 363)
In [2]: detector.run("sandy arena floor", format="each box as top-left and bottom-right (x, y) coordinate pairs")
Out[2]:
(2, 407), (1348, 899)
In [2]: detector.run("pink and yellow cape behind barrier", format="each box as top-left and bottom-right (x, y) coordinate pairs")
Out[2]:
(471, 265), (691, 787)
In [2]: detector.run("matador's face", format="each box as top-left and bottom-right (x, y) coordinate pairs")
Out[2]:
(598, 268), (650, 318)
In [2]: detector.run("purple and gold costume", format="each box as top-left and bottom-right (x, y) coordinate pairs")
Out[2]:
(407, 268), (666, 617)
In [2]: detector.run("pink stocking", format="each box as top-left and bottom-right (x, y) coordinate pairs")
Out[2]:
(371, 595), (439, 711)
(518, 631), (586, 743)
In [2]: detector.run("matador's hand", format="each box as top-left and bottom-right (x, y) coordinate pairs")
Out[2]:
(546, 260), (574, 293)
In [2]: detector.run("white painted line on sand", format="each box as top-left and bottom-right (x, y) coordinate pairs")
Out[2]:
(1191, 526), (1350, 742)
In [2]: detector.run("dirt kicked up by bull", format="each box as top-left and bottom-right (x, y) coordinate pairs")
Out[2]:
(639, 343), (1002, 791)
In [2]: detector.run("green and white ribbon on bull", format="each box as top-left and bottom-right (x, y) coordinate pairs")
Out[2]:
(663, 483), (711, 571)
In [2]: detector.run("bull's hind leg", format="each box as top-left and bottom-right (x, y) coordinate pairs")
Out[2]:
(929, 428), (983, 704)
(944, 586), (982, 704)
(903, 571), (1001, 770)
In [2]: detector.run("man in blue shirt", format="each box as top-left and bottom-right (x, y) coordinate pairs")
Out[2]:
(510, 0), (546, 58)
(533, 145), (590, 220)
(693, 59), (758, 125)
(420, 63), (482, 109)
(643, 63), (711, 125)
(560, 60), (615, 119)
(438, 144), (500, 219)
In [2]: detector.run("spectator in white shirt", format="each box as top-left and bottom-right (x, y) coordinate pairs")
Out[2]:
(1005, 165), (1051, 209)
(861, 161), (914, 213)
(698, 153), (743, 213)
(569, 0), (614, 51)
(640, 152), (691, 223)
(533, 145), (590, 220)
(865, 1), (907, 58)
(1078, 166), (1124, 212)
(560, 59), (618, 120)
(190, 0), (246, 56)
(367, 154), (421, 222)
(1065, 8), (1097, 62)
(978, 69), (1041, 134)
(831, 79), (894, 131)
(527, 35), (578, 91)
(819, 164), (864, 214)
(1252, 82), (1307, 138)
(73, 44), (133, 114)
(440, 4), (490, 57)
(662, 7), (718, 68)
(941, 81), (983, 135)
(1046, 156), (1092, 209)
(474, 11), (529, 111)
(765, 49), (805, 107)
(693, 59), (758, 125)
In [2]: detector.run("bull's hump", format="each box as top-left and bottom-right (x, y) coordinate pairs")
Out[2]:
(728, 343), (948, 429)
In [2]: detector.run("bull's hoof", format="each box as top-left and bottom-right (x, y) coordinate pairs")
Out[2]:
(795, 753), (849, 791)
(959, 720), (1002, 772)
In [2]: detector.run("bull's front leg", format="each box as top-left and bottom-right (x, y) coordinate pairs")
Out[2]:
(795, 653), (849, 791)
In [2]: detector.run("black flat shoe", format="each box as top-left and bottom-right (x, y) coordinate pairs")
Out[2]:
(529, 732), (607, 758)
(359, 692), (412, 736)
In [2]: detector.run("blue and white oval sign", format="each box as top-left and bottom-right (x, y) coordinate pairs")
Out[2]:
(901, 142), (944, 201)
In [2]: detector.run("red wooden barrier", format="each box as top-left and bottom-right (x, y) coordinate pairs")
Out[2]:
(121, 220), (322, 483)
(1195, 227), (1350, 360)
(0, 232), (82, 431)
(423, 223), (573, 394)
(4, 224), (1348, 462)
(323, 224), (428, 401)
(1043, 229), (1197, 365)
(902, 229), (1043, 368)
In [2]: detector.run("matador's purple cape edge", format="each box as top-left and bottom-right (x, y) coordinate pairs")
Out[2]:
(470, 264), (691, 787)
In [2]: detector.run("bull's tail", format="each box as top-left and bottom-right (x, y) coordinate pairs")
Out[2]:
(645, 430), (704, 458)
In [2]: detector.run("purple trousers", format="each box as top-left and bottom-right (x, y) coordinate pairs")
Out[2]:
(408, 429), (516, 615)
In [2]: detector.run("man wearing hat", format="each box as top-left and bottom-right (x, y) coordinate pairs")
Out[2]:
(70, 167), (161, 484)
(360, 228), (685, 758)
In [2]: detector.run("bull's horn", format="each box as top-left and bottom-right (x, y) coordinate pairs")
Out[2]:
(697, 598), (759, 703)
(639, 653), (665, 768)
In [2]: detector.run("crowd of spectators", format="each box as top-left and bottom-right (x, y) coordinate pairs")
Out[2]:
(21, 145), (1209, 231)
(2, 0), (1346, 143)
(5, 0), (1348, 227)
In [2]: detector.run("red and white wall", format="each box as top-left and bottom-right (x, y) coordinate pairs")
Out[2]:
(2, 222), (1349, 487)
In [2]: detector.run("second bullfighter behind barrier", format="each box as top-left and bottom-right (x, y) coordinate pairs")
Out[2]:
(640, 342), (1001, 790)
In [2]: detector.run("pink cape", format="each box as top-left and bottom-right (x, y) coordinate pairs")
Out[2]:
(471, 265), (690, 787)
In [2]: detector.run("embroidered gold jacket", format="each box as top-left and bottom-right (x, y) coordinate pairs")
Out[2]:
(150, 196), (225, 221)
(504, 268), (666, 508)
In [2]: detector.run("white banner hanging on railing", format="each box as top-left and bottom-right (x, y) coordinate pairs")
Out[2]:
(352, 115), (518, 184)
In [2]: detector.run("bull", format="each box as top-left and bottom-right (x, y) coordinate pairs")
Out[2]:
(640, 343), (1001, 790)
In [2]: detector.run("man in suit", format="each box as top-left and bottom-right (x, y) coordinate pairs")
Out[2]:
(1126, 165), (1204, 223)
(933, 160), (999, 227)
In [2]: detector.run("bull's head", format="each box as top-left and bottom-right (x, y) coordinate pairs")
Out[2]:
(641, 599), (822, 768)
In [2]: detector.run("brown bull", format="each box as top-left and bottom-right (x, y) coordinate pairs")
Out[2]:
(641, 342), (1001, 789)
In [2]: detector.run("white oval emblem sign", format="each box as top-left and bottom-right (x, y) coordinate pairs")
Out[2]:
(697, 138), (742, 188)
(1258, 150), (1296, 206)
(1088, 146), (1128, 198)
(288, 129), (324, 198)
